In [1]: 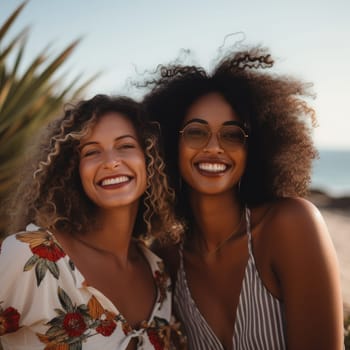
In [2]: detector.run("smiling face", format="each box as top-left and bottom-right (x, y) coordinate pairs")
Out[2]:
(79, 112), (147, 210)
(179, 92), (247, 196)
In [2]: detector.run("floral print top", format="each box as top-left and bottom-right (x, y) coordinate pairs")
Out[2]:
(0, 224), (183, 350)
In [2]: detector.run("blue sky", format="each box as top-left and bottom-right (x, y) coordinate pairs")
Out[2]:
(2, 0), (350, 150)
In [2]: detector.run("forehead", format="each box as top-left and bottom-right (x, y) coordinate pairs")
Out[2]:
(83, 112), (137, 140)
(183, 92), (240, 125)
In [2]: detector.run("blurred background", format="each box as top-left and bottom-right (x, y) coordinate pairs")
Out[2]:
(0, 0), (349, 340)
(2, 0), (350, 194)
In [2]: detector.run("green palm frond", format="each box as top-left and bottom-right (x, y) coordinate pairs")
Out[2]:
(0, 1), (100, 236)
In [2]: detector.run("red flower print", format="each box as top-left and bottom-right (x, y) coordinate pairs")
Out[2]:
(63, 312), (87, 337)
(148, 329), (164, 350)
(31, 242), (65, 262)
(87, 295), (117, 336)
(143, 316), (188, 350)
(37, 287), (122, 348)
(16, 230), (67, 285)
(96, 319), (116, 336)
(0, 306), (20, 335)
(16, 230), (66, 262)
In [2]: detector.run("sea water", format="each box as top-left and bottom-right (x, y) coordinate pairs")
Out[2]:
(311, 149), (350, 197)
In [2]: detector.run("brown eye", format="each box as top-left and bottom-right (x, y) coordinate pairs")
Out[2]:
(118, 143), (135, 150)
(220, 126), (247, 147)
(82, 149), (100, 157)
(180, 124), (210, 149)
(185, 126), (208, 140)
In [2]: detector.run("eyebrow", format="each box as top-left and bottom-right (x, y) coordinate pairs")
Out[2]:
(222, 120), (245, 127)
(79, 134), (137, 151)
(182, 118), (208, 127)
(182, 118), (245, 128)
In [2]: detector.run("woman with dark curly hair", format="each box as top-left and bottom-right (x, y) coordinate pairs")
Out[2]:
(0, 95), (185, 349)
(142, 47), (344, 349)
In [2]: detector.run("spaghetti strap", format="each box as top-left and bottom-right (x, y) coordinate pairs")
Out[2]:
(245, 206), (254, 257)
(178, 240), (185, 269)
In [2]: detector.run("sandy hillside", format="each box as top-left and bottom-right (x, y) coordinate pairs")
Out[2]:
(319, 208), (350, 314)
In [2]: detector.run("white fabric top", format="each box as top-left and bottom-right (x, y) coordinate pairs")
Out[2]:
(0, 224), (173, 350)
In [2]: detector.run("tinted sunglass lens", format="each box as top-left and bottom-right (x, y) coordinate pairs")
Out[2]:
(220, 126), (246, 147)
(183, 126), (209, 148)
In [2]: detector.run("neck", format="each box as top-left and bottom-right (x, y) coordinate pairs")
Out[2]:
(74, 204), (139, 264)
(189, 190), (243, 252)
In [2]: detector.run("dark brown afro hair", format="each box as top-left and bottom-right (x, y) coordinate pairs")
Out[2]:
(141, 47), (318, 224)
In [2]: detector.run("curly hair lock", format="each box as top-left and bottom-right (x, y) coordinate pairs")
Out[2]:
(8, 95), (181, 243)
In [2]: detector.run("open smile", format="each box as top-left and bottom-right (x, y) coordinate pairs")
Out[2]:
(195, 161), (231, 175)
(98, 175), (132, 188)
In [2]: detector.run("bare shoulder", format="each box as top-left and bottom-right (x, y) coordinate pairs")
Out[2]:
(262, 197), (338, 267)
(251, 197), (328, 245)
(272, 196), (323, 220)
(266, 197), (330, 242)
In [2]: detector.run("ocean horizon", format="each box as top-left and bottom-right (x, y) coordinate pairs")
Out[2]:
(311, 149), (350, 197)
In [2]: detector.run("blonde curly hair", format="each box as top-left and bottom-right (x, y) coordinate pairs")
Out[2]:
(8, 94), (182, 243)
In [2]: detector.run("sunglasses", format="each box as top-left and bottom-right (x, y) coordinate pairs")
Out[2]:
(179, 121), (248, 150)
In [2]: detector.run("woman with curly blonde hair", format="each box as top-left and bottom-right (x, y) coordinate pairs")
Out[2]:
(0, 94), (184, 349)
(142, 47), (344, 349)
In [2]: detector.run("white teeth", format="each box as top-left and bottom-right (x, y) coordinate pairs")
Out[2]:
(198, 163), (227, 172)
(101, 176), (129, 186)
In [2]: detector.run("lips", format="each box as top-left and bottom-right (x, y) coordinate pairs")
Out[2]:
(98, 175), (131, 187)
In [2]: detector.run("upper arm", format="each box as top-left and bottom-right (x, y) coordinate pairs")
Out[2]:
(0, 234), (32, 336)
(271, 198), (343, 350)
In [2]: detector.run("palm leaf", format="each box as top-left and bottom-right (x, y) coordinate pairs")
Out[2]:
(0, 1), (27, 41)
(0, 2), (99, 236)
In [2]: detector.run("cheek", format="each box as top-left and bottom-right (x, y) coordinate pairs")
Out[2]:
(79, 160), (87, 177)
(235, 149), (248, 175)
(178, 143), (193, 178)
(79, 161), (94, 191)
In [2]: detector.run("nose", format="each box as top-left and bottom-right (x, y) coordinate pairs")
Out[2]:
(203, 131), (223, 152)
(103, 150), (120, 169)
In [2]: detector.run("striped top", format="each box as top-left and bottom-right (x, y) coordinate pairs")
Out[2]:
(174, 208), (287, 350)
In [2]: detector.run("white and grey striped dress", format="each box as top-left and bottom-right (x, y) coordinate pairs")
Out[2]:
(174, 208), (287, 350)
